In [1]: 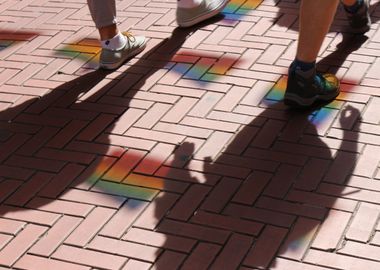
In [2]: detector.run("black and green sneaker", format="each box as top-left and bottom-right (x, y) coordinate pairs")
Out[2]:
(343, 0), (371, 34)
(284, 66), (340, 108)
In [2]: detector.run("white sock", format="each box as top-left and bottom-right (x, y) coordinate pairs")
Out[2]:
(177, 0), (203, 9)
(101, 32), (127, 51)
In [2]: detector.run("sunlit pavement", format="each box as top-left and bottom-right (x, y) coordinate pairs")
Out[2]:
(1, 0), (380, 269)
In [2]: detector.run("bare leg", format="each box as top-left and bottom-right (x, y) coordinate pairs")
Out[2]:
(98, 24), (119, 41)
(296, 0), (340, 62)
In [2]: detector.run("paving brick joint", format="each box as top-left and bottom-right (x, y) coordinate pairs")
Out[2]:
(0, 0), (380, 269)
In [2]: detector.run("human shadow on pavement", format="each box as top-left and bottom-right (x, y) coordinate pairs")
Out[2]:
(152, 95), (361, 269)
(0, 17), (228, 267)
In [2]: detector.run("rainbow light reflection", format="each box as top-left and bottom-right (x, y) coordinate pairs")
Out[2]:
(87, 151), (164, 206)
(265, 76), (358, 125)
(171, 51), (244, 86)
(55, 41), (101, 67)
(223, 0), (263, 23)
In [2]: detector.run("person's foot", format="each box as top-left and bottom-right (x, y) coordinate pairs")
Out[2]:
(342, 0), (371, 34)
(99, 32), (147, 70)
(176, 0), (228, 28)
(284, 65), (340, 108)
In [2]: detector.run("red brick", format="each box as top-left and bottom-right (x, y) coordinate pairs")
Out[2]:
(150, 84), (205, 98)
(5, 154), (65, 173)
(100, 199), (149, 238)
(194, 131), (234, 160)
(167, 184), (210, 220)
(123, 227), (196, 252)
(52, 245), (126, 269)
(345, 203), (379, 242)
(27, 197), (93, 217)
(151, 250), (186, 270)
(46, 119), (88, 148)
(155, 166), (220, 185)
(161, 97), (198, 123)
(224, 203), (295, 228)
(181, 116), (239, 132)
(311, 209), (351, 250)
(286, 189), (357, 212)
(157, 219), (229, 244)
(122, 259), (151, 270)
(0, 224), (47, 267)
(124, 173), (188, 193)
(256, 196), (326, 220)
(200, 177), (240, 212)
(59, 188), (126, 209)
(210, 233), (253, 270)
(0, 234), (12, 250)
(305, 249), (380, 270)
(103, 149), (146, 182)
(16, 127), (59, 156)
(214, 86), (249, 111)
(279, 217), (320, 260)
(0, 165), (34, 180)
(271, 258), (330, 270)
(88, 236), (161, 262)
(244, 225), (288, 268)
(324, 151), (358, 184)
(188, 92), (223, 117)
(188, 159), (251, 179)
(154, 122), (211, 138)
(134, 192), (179, 230)
(0, 179), (22, 203)
(0, 205), (59, 226)
(108, 108), (144, 135)
(64, 207), (115, 246)
(38, 163), (85, 198)
(232, 171), (271, 205)
(181, 243), (221, 270)
(29, 215), (82, 256)
(14, 254), (90, 270)
(134, 143), (176, 175)
(263, 164), (300, 198)
(0, 218), (25, 235)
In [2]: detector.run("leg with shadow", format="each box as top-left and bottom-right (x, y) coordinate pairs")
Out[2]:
(87, 0), (228, 70)
(284, 0), (341, 108)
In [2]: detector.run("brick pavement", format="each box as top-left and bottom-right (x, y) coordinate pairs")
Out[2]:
(0, 0), (380, 269)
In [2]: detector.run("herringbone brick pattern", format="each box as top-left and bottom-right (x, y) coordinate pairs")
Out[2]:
(1, 0), (380, 269)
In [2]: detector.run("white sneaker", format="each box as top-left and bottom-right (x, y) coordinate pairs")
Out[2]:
(176, 0), (228, 28)
(99, 32), (147, 70)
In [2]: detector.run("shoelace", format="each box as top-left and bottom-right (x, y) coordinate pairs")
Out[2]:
(123, 32), (136, 44)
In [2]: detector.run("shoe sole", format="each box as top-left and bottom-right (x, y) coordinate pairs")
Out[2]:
(99, 40), (147, 70)
(284, 90), (340, 108)
(177, 0), (229, 28)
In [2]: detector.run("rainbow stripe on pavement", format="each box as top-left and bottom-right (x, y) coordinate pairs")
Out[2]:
(86, 151), (163, 203)
(223, 0), (263, 22)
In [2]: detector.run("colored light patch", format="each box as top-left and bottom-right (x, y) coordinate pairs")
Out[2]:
(223, 0), (263, 22)
(264, 76), (360, 126)
(86, 150), (166, 207)
(94, 180), (158, 201)
(265, 76), (287, 101)
(172, 51), (243, 86)
(288, 233), (314, 252)
(0, 30), (39, 51)
(55, 43), (101, 65)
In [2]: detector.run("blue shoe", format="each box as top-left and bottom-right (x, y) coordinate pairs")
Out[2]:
(284, 66), (340, 108)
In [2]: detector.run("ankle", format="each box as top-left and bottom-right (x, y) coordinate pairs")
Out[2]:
(290, 58), (316, 76)
(101, 32), (127, 51)
(343, 0), (364, 13)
